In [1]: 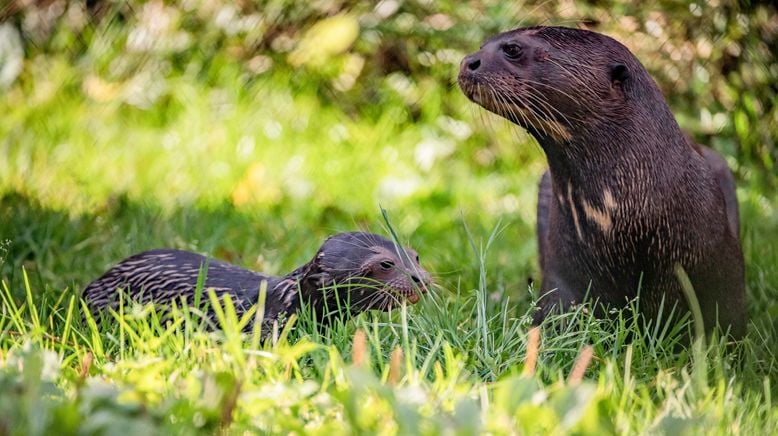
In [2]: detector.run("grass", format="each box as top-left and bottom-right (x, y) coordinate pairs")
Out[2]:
(2, 16), (778, 435)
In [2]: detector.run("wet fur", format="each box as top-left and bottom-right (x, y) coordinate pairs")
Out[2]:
(459, 26), (746, 338)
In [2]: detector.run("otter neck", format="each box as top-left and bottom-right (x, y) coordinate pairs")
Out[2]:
(271, 263), (344, 320)
(272, 264), (316, 312)
(238, 264), (315, 317)
(534, 114), (691, 191)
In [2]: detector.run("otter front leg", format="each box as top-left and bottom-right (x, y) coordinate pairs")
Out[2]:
(533, 268), (581, 324)
(533, 170), (579, 324)
(537, 170), (552, 272)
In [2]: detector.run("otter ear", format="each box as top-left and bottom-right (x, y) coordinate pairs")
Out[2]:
(609, 62), (629, 88)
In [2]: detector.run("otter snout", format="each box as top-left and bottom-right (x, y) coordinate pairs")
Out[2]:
(460, 54), (482, 74)
(458, 52), (483, 104)
(410, 269), (431, 295)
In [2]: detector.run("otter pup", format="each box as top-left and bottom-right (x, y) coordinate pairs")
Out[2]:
(458, 26), (746, 338)
(83, 232), (430, 332)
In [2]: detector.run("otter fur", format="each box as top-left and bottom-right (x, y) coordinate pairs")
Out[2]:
(458, 26), (746, 338)
(83, 232), (430, 334)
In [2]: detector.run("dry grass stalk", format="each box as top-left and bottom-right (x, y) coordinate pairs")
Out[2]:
(388, 347), (403, 384)
(523, 326), (541, 376)
(352, 329), (367, 368)
(568, 345), (594, 385)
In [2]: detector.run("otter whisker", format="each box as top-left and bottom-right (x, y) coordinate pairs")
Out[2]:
(383, 292), (404, 310)
(488, 80), (540, 136)
(496, 81), (550, 138)
(490, 77), (539, 127)
(523, 97), (560, 139)
(521, 92), (570, 141)
(486, 83), (520, 130)
(546, 58), (603, 102)
(544, 57), (601, 86)
(519, 79), (582, 125)
(470, 97), (493, 134)
(540, 58), (601, 101)
(524, 93), (568, 138)
(465, 82), (493, 128)
(529, 67), (606, 127)
(488, 80), (542, 145)
(352, 288), (386, 309)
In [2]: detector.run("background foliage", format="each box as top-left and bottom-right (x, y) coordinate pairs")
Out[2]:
(1, 0), (777, 434)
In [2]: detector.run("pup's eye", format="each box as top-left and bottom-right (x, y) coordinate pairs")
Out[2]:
(415, 254), (420, 263)
(502, 43), (523, 60)
(379, 260), (395, 270)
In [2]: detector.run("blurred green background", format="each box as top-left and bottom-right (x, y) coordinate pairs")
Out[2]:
(1, 1), (777, 433)
(0, 0), (776, 307)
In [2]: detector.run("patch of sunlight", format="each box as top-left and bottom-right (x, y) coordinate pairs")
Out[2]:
(232, 163), (283, 207)
(288, 14), (360, 67)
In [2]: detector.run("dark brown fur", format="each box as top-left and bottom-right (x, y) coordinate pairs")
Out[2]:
(458, 26), (746, 338)
(83, 232), (431, 333)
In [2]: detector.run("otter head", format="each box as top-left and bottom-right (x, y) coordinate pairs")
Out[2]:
(458, 26), (665, 147)
(301, 232), (431, 314)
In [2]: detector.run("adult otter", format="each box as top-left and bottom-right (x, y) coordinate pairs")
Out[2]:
(458, 26), (746, 338)
(83, 232), (430, 333)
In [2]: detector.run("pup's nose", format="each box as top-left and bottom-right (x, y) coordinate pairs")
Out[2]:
(410, 274), (430, 294)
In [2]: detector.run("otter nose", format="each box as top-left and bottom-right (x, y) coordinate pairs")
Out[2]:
(461, 55), (481, 73)
(410, 274), (429, 293)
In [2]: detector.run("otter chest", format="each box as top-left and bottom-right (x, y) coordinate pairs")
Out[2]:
(551, 185), (704, 275)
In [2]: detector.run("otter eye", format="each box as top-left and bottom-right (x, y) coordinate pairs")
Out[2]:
(502, 43), (523, 60)
(379, 260), (395, 270)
